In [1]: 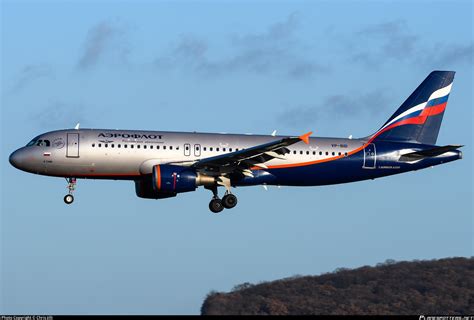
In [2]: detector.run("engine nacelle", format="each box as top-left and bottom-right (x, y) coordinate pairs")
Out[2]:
(135, 179), (177, 199)
(153, 165), (197, 193)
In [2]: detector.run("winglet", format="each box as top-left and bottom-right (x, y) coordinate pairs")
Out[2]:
(299, 131), (313, 144)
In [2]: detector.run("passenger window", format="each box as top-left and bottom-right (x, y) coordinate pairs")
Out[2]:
(223, 148), (226, 152)
(300, 151), (303, 155)
(111, 144), (114, 148)
(137, 145), (140, 149)
(92, 144), (95, 147)
(344, 152), (348, 157)
(105, 144), (108, 148)
(306, 151), (309, 155)
(203, 147), (207, 151)
(150, 145), (153, 149)
(157, 145), (160, 150)
(118, 144), (121, 148)
(338, 152), (341, 156)
(98, 143), (102, 147)
(216, 147), (220, 152)
(131, 145), (134, 149)
(293, 150), (297, 154)
(313, 151), (316, 155)
(325, 152), (328, 155)
(124, 145), (127, 148)
(229, 148), (233, 152)
(210, 147), (213, 151)
(170, 146), (173, 150)
(319, 151), (322, 155)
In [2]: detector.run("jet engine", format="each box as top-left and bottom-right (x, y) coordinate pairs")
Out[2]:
(152, 164), (198, 193)
(135, 165), (217, 199)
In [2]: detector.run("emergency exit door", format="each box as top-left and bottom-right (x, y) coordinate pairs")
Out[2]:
(184, 143), (191, 156)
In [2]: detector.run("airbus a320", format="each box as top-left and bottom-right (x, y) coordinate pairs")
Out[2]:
(9, 71), (462, 213)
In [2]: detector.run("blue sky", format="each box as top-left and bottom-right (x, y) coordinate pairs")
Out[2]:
(1, 0), (473, 315)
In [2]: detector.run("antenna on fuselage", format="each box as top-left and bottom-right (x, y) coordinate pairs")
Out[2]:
(271, 130), (277, 136)
(74, 123), (80, 130)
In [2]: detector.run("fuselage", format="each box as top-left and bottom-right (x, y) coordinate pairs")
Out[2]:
(9, 128), (462, 187)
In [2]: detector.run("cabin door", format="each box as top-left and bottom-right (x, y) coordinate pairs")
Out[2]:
(363, 143), (376, 169)
(66, 133), (80, 158)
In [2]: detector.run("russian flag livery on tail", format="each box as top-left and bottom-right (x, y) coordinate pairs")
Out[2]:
(371, 71), (454, 145)
(9, 71), (463, 213)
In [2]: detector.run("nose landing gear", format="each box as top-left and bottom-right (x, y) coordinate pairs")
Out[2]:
(64, 177), (76, 204)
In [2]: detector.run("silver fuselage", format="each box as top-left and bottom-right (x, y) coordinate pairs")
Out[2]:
(10, 129), (363, 180)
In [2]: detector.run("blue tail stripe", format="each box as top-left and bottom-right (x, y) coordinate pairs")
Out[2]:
(426, 94), (449, 107)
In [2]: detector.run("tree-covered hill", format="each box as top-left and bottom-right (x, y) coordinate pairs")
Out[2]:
(201, 257), (474, 315)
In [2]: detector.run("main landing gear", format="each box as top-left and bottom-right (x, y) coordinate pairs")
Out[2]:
(64, 177), (76, 204)
(207, 186), (238, 214)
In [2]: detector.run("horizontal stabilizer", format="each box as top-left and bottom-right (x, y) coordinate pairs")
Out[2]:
(399, 145), (463, 162)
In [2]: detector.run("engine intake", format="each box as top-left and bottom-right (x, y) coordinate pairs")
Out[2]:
(153, 165), (198, 193)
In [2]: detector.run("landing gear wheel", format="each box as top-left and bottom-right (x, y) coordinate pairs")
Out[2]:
(64, 177), (77, 204)
(64, 194), (74, 204)
(209, 198), (224, 213)
(222, 194), (237, 209)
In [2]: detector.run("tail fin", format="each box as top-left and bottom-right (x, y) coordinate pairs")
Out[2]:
(370, 71), (455, 145)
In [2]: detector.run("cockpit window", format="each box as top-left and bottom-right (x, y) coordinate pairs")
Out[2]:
(26, 139), (51, 147)
(26, 135), (42, 147)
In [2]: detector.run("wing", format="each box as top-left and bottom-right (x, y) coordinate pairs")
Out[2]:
(191, 131), (313, 176)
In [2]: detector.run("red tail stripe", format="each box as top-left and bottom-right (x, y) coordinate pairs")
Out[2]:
(420, 102), (447, 117)
(369, 101), (447, 143)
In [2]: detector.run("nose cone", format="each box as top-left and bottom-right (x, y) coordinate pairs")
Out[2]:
(9, 149), (24, 169)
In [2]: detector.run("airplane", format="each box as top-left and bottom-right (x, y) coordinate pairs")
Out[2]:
(9, 71), (463, 213)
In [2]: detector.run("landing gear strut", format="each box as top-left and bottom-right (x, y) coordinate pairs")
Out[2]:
(64, 177), (76, 204)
